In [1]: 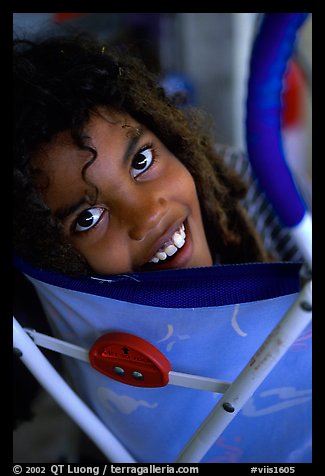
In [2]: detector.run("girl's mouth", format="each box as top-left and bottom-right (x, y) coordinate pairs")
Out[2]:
(140, 221), (192, 271)
(148, 223), (186, 264)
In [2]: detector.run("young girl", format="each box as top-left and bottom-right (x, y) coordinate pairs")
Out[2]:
(14, 32), (272, 277)
(14, 32), (310, 464)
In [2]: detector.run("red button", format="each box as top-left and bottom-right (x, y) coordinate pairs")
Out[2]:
(89, 332), (171, 387)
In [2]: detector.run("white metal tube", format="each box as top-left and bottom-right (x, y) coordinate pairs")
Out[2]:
(169, 371), (230, 393)
(24, 328), (89, 363)
(176, 280), (312, 463)
(290, 211), (312, 269)
(13, 317), (136, 463)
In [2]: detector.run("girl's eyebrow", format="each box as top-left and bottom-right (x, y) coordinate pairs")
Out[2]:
(55, 196), (89, 220)
(123, 127), (144, 163)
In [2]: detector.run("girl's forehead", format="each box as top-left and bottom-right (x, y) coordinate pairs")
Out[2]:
(86, 108), (142, 139)
(32, 109), (142, 166)
(31, 130), (88, 171)
(30, 109), (148, 205)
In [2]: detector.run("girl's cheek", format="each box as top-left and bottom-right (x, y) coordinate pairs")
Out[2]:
(164, 155), (196, 191)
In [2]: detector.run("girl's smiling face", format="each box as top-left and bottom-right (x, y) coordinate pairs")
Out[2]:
(32, 109), (213, 275)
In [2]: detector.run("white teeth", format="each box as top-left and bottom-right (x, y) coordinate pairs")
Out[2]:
(165, 244), (178, 257)
(150, 256), (159, 263)
(173, 232), (185, 248)
(148, 224), (186, 264)
(156, 251), (167, 260)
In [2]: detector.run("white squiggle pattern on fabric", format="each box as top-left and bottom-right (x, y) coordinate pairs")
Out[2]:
(157, 324), (174, 342)
(97, 386), (158, 415)
(166, 341), (176, 352)
(242, 386), (312, 417)
(231, 304), (247, 337)
(158, 324), (190, 352)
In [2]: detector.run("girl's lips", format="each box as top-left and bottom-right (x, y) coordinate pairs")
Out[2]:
(148, 223), (186, 263)
(140, 221), (193, 271)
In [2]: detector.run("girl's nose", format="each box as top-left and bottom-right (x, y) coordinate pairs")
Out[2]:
(125, 195), (168, 241)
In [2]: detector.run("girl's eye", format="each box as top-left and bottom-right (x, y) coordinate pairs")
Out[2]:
(74, 207), (105, 233)
(130, 147), (154, 178)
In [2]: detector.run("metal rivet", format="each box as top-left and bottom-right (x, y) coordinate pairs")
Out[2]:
(132, 371), (144, 380)
(113, 366), (125, 376)
(13, 348), (23, 358)
(223, 402), (235, 413)
(300, 301), (312, 312)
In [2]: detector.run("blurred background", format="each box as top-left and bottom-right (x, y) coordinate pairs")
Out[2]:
(13, 12), (312, 463)
(13, 12), (312, 182)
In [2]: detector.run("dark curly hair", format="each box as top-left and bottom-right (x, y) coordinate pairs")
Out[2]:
(14, 32), (269, 276)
